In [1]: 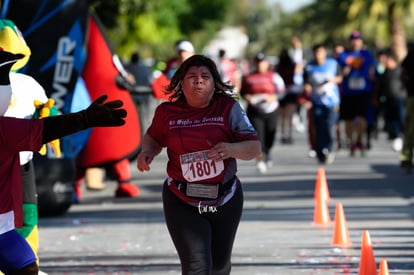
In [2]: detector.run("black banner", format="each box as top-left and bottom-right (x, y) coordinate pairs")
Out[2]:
(1, 0), (89, 113)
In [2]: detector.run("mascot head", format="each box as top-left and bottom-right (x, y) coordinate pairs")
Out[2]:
(0, 19), (30, 71)
(0, 20), (29, 115)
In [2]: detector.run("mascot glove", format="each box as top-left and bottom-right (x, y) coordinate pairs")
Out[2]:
(83, 94), (127, 127)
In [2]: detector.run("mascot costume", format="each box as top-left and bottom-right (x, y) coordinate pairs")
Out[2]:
(75, 13), (141, 199)
(1, 0), (91, 216)
(0, 19), (49, 268)
(0, 49), (129, 275)
(2, 1), (142, 210)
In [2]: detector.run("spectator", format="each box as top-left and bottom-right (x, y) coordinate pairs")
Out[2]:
(376, 48), (406, 152)
(400, 44), (414, 173)
(125, 52), (152, 91)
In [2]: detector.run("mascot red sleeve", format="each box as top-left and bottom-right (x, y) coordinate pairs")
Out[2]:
(76, 13), (141, 199)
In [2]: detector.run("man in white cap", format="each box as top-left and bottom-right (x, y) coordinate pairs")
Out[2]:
(164, 40), (195, 79)
(152, 40), (195, 100)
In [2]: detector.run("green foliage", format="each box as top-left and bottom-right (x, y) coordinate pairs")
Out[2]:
(178, 0), (232, 34)
(93, 0), (232, 62)
(90, 0), (121, 28)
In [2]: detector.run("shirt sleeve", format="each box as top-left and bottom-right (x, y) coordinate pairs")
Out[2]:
(273, 73), (286, 93)
(229, 102), (259, 142)
(0, 117), (43, 153)
(335, 61), (341, 76)
(146, 104), (167, 147)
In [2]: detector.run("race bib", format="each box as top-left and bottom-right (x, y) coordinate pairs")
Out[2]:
(348, 77), (365, 90)
(180, 150), (224, 182)
(315, 85), (327, 95)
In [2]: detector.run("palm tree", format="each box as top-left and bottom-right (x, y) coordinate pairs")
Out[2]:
(267, 0), (414, 62)
(346, 0), (413, 61)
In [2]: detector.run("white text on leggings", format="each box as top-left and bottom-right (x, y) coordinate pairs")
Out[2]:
(198, 202), (218, 214)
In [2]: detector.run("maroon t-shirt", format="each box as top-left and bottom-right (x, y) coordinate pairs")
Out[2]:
(0, 117), (43, 228)
(147, 95), (258, 205)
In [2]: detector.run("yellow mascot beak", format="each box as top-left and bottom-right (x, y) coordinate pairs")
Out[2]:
(0, 19), (31, 71)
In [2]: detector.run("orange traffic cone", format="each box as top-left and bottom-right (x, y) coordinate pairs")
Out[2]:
(313, 197), (331, 226)
(314, 167), (331, 202)
(358, 230), (377, 275)
(331, 203), (351, 247)
(378, 259), (389, 275)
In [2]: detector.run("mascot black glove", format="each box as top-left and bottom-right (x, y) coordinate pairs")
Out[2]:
(42, 94), (127, 144)
(83, 94), (127, 127)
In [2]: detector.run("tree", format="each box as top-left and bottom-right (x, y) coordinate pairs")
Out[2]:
(91, 0), (235, 61)
(345, 0), (413, 62)
(265, 0), (414, 62)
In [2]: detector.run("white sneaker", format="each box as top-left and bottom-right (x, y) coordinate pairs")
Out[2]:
(326, 153), (335, 164)
(308, 150), (316, 158)
(266, 160), (273, 167)
(392, 137), (403, 152)
(256, 161), (267, 174)
(265, 155), (273, 167)
(292, 114), (306, 133)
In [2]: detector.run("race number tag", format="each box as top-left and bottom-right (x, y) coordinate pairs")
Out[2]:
(348, 77), (366, 90)
(180, 150), (224, 182)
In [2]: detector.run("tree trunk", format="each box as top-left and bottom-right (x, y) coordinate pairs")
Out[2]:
(389, 1), (407, 62)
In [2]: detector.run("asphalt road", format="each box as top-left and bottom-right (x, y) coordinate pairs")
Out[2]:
(37, 120), (414, 275)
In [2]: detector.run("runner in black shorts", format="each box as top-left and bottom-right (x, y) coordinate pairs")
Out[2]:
(337, 30), (376, 156)
(340, 93), (371, 121)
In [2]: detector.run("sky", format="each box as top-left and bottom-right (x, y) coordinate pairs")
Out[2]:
(269, 0), (314, 12)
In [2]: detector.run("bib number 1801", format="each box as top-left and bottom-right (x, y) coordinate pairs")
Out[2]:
(180, 150), (224, 182)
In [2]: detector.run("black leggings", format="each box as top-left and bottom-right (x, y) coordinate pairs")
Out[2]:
(246, 106), (278, 155)
(162, 181), (244, 275)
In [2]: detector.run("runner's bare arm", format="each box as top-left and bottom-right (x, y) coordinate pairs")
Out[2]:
(137, 133), (163, 172)
(208, 140), (261, 161)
